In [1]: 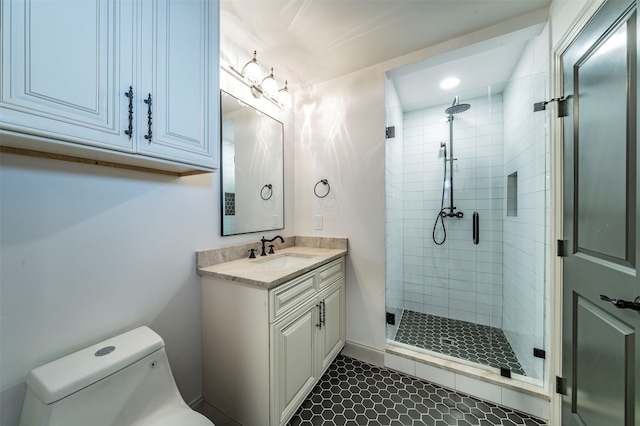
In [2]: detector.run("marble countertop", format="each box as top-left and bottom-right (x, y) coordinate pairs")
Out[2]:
(198, 245), (347, 290)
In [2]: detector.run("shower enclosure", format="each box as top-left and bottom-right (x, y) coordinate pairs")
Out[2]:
(385, 71), (548, 385)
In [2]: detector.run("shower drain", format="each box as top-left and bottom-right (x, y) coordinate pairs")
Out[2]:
(440, 337), (457, 346)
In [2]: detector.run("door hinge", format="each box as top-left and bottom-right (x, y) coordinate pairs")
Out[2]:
(556, 376), (565, 394)
(557, 239), (567, 257)
(386, 312), (396, 325)
(385, 126), (395, 139)
(557, 98), (569, 117)
(534, 97), (568, 118)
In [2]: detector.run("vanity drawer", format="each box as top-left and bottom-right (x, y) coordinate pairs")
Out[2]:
(269, 271), (317, 322)
(317, 258), (344, 290)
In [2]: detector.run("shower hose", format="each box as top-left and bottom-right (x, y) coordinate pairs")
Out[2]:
(432, 147), (447, 245)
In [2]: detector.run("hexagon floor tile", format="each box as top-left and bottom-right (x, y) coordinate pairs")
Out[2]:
(287, 355), (546, 426)
(394, 310), (526, 376)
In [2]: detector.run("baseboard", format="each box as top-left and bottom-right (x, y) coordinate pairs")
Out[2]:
(188, 394), (204, 410)
(341, 340), (385, 367)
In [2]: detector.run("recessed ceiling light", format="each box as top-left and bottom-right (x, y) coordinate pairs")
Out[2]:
(440, 77), (460, 89)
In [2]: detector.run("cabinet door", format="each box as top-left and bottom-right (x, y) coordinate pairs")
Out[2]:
(1, 0), (134, 151)
(271, 300), (318, 426)
(138, 0), (219, 168)
(318, 279), (345, 374)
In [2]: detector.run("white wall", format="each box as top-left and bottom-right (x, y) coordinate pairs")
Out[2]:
(294, 68), (388, 352)
(0, 156), (213, 424)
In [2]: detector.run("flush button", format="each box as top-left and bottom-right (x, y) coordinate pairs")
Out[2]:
(94, 346), (116, 357)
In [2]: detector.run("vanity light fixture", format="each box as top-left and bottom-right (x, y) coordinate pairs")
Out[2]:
(229, 50), (292, 109)
(261, 68), (278, 98)
(440, 77), (460, 89)
(241, 50), (262, 84)
(277, 81), (292, 109)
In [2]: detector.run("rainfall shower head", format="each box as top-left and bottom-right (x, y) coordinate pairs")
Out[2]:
(445, 96), (471, 115)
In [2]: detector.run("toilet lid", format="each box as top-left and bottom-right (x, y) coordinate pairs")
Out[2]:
(143, 409), (214, 426)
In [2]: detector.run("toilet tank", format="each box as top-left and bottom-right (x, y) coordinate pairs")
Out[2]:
(19, 326), (189, 426)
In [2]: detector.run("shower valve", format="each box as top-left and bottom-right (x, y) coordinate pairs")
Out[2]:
(440, 210), (464, 218)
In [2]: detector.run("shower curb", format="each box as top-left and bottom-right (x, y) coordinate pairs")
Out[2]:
(384, 343), (550, 419)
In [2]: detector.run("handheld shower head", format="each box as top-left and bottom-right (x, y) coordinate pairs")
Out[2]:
(440, 141), (447, 158)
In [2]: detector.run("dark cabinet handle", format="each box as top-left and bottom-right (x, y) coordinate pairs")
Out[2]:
(321, 300), (326, 326)
(124, 86), (133, 139)
(600, 295), (640, 312)
(316, 304), (322, 328)
(143, 93), (153, 143)
(472, 211), (479, 245)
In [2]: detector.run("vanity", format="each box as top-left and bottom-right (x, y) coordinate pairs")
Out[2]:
(197, 237), (347, 426)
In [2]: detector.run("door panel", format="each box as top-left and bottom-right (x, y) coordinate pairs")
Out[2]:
(318, 281), (345, 374)
(576, 21), (631, 263)
(138, 0), (218, 166)
(1, 0), (134, 150)
(562, 1), (640, 425)
(271, 301), (317, 426)
(575, 295), (634, 426)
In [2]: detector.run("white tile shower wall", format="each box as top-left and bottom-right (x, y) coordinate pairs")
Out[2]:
(386, 79), (405, 338)
(501, 26), (549, 380)
(402, 95), (504, 327)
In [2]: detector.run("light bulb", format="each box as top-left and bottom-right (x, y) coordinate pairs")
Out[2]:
(278, 81), (292, 108)
(440, 77), (460, 89)
(242, 51), (262, 85)
(261, 68), (278, 98)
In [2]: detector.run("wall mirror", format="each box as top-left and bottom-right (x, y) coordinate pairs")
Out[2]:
(220, 90), (284, 236)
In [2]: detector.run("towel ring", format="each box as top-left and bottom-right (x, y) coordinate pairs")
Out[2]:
(261, 184), (273, 200)
(314, 179), (330, 198)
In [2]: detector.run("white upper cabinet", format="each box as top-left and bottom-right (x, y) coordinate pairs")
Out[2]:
(137, 0), (218, 167)
(1, 0), (135, 151)
(1, 0), (219, 173)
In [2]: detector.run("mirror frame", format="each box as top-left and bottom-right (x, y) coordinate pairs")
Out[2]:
(219, 90), (285, 236)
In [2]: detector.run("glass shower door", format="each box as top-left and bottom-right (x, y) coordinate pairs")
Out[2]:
(385, 71), (548, 386)
(498, 72), (548, 382)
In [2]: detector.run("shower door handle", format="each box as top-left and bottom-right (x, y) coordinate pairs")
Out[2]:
(472, 212), (479, 245)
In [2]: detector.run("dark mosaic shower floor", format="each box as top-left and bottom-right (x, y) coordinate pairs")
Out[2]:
(287, 355), (546, 426)
(394, 310), (526, 376)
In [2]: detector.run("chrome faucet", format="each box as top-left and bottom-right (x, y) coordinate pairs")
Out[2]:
(260, 235), (284, 256)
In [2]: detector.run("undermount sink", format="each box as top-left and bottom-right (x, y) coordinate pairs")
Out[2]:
(253, 253), (316, 268)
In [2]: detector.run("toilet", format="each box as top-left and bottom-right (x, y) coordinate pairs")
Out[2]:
(19, 326), (214, 426)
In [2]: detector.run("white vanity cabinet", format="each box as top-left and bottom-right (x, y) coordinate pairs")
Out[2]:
(202, 257), (346, 426)
(1, 0), (219, 172)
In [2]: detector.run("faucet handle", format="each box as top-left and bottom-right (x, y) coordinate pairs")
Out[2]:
(248, 248), (257, 259)
(269, 245), (275, 254)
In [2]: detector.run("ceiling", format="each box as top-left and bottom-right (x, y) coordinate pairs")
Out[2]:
(221, 0), (551, 111)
